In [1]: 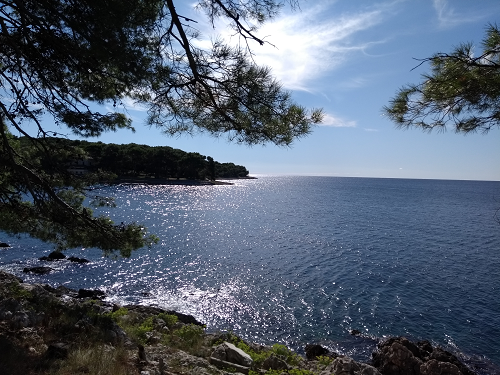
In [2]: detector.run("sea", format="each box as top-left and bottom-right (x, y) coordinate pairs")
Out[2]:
(1, 176), (500, 374)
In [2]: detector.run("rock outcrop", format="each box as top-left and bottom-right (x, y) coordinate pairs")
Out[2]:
(39, 251), (66, 261)
(22, 266), (53, 274)
(305, 343), (331, 360)
(372, 336), (476, 375)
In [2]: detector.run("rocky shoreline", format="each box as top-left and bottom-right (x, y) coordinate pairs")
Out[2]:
(0, 270), (483, 375)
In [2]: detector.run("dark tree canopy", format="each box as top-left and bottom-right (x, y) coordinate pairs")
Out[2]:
(384, 23), (500, 134)
(0, 0), (322, 254)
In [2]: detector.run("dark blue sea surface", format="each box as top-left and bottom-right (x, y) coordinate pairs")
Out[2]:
(2, 176), (500, 373)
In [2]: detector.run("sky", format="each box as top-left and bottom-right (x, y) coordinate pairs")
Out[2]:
(47, 1), (500, 180)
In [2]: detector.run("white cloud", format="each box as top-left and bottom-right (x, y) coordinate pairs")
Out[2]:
(432, 0), (482, 29)
(104, 97), (148, 114)
(321, 113), (356, 127)
(193, 1), (393, 91)
(249, 5), (387, 91)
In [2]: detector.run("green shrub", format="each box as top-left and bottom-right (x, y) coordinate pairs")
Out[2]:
(174, 324), (204, 346)
(132, 316), (154, 343)
(109, 307), (129, 321)
(317, 355), (333, 367)
(271, 344), (301, 366)
(157, 312), (178, 328)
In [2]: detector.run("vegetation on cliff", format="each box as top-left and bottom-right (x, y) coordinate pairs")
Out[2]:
(17, 136), (250, 181)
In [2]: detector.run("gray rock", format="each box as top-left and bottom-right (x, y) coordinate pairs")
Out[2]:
(78, 288), (106, 299)
(138, 344), (148, 362)
(211, 342), (253, 368)
(12, 311), (30, 328)
(39, 251), (66, 261)
(305, 343), (330, 360)
(372, 338), (422, 375)
(262, 354), (289, 371)
(209, 357), (250, 375)
(330, 356), (382, 375)
(420, 359), (462, 375)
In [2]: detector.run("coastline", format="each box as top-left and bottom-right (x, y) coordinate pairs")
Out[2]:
(111, 176), (257, 186)
(0, 270), (487, 375)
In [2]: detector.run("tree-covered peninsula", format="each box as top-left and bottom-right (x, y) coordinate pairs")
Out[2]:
(19, 136), (250, 181)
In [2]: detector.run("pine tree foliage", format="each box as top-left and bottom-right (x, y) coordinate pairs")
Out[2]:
(0, 0), (323, 254)
(384, 23), (500, 133)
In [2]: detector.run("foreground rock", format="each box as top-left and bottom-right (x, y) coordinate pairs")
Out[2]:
(210, 342), (253, 374)
(372, 336), (476, 375)
(0, 270), (480, 375)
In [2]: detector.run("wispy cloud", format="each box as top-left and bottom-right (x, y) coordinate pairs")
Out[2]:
(432, 0), (483, 29)
(320, 113), (356, 127)
(194, 1), (394, 91)
(249, 4), (388, 91)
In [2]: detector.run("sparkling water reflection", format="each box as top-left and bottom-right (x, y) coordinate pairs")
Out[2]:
(1, 176), (500, 373)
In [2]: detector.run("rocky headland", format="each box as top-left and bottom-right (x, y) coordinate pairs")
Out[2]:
(0, 270), (481, 375)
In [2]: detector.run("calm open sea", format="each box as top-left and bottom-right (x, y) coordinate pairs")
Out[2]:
(1, 176), (500, 373)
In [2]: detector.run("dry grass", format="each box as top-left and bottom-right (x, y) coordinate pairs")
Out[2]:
(50, 344), (136, 375)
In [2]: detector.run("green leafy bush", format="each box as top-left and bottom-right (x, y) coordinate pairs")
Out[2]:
(174, 324), (205, 346)
(157, 312), (178, 328)
(271, 344), (301, 366)
(317, 355), (333, 367)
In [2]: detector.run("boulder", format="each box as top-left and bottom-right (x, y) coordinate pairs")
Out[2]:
(23, 267), (53, 275)
(330, 356), (382, 375)
(78, 288), (106, 299)
(39, 251), (66, 261)
(420, 359), (462, 375)
(0, 242), (10, 247)
(417, 340), (434, 358)
(305, 343), (330, 360)
(372, 337), (423, 375)
(211, 342), (253, 368)
(11, 311), (31, 328)
(428, 348), (476, 375)
(210, 341), (254, 373)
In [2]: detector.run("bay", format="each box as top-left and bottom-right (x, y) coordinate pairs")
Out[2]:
(1, 176), (500, 373)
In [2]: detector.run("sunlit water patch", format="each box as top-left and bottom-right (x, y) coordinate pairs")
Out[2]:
(1, 177), (500, 373)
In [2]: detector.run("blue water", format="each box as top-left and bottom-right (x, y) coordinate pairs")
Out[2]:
(1, 176), (500, 373)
